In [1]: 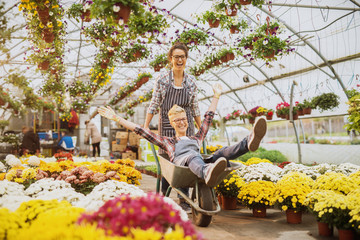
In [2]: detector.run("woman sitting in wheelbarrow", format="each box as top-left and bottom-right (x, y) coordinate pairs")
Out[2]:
(98, 83), (267, 187)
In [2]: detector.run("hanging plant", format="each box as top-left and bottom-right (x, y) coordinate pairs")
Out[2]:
(121, 43), (149, 63)
(128, 10), (169, 42)
(344, 91), (360, 132)
(223, 17), (248, 34)
(90, 0), (142, 25)
(257, 20), (283, 36)
(311, 93), (340, 112)
(195, 10), (227, 28)
(175, 28), (209, 50)
(67, 1), (93, 22)
(149, 53), (168, 72)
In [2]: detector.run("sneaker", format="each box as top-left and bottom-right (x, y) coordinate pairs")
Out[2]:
(248, 118), (267, 152)
(179, 200), (192, 214)
(205, 157), (227, 187)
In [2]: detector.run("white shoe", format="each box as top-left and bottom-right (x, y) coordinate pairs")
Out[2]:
(248, 118), (267, 152)
(205, 157), (227, 187)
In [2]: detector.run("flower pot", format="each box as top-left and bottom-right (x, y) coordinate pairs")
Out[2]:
(297, 109), (304, 116)
(239, 0), (252, 5)
(136, 76), (150, 87)
(337, 228), (355, 240)
(303, 107), (312, 115)
(38, 60), (50, 70)
(208, 19), (220, 28)
(113, 3), (131, 24)
(249, 118), (255, 124)
(42, 29), (54, 43)
(81, 10), (91, 22)
(133, 50), (142, 59)
(154, 65), (161, 72)
(221, 196), (237, 210)
(317, 221), (333, 237)
(227, 52), (235, 61)
(37, 7), (50, 25)
(108, 51), (115, 57)
(220, 55), (228, 63)
(285, 209), (302, 224)
(250, 112), (257, 117)
(266, 28), (277, 35)
(188, 39), (198, 45)
(214, 59), (220, 66)
(103, 58), (110, 64)
(111, 40), (120, 47)
(0, 99), (5, 106)
(252, 206), (267, 218)
(293, 114), (298, 120)
(226, 5), (237, 16)
(266, 115), (273, 120)
(100, 62), (108, 69)
(263, 50), (275, 59)
(230, 25), (240, 34)
(217, 195), (222, 205)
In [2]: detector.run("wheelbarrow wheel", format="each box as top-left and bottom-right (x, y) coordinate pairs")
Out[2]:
(191, 183), (213, 227)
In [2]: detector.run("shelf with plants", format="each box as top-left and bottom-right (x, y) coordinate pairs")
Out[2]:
(119, 89), (153, 113)
(90, 0), (143, 25)
(109, 72), (151, 106)
(149, 53), (168, 72)
(174, 28), (209, 50)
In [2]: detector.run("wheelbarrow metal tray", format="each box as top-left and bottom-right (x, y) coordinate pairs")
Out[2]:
(158, 156), (242, 188)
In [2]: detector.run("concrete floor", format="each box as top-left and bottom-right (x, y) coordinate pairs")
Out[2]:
(138, 173), (359, 240)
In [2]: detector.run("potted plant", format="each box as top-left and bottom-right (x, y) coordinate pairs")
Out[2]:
(274, 172), (314, 224)
(223, 17), (248, 34)
(67, 1), (93, 22)
(248, 106), (260, 117)
(149, 54), (168, 72)
(90, 0), (142, 24)
(215, 172), (243, 210)
(175, 28), (209, 49)
(311, 93), (340, 112)
(252, 34), (295, 61)
(257, 20), (282, 36)
(302, 99), (314, 115)
(195, 10), (227, 28)
(265, 109), (274, 120)
(213, 0), (239, 16)
(238, 180), (276, 217)
(344, 92), (360, 133)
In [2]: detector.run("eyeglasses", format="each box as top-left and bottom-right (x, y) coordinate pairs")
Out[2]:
(172, 55), (186, 61)
(172, 117), (187, 124)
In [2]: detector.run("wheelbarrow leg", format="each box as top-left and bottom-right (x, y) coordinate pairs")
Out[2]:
(150, 143), (161, 194)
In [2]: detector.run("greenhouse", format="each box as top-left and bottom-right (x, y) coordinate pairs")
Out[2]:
(0, 0), (359, 239)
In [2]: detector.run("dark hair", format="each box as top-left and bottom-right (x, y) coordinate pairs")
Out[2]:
(167, 42), (188, 63)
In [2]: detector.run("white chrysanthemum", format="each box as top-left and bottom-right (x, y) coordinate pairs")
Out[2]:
(0, 180), (25, 197)
(0, 161), (5, 172)
(6, 157), (22, 168)
(5, 154), (16, 162)
(28, 155), (40, 166)
(25, 179), (72, 197)
(236, 162), (282, 183)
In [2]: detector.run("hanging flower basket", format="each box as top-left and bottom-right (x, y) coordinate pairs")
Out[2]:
(266, 28), (277, 36)
(263, 50), (275, 59)
(230, 25), (240, 34)
(303, 107), (312, 115)
(227, 52), (235, 61)
(266, 115), (273, 120)
(42, 29), (55, 43)
(249, 118), (255, 124)
(37, 7), (50, 25)
(111, 40), (120, 47)
(208, 19), (220, 28)
(81, 10), (91, 22)
(226, 5), (237, 16)
(113, 3), (131, 23)
(108, 51), (115, 57)
(220, 55), (228, 63)
(239, 0), (252, 5)
(133, 50), (142, 59)
(0, 99), (5, 106)
(100, 62), (108, 69)
(38, 60), (50, 70)
(154, 65), (161, 72)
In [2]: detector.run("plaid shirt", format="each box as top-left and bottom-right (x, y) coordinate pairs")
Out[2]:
(147, 70), (201, 117)
(134, 111), (214, 162)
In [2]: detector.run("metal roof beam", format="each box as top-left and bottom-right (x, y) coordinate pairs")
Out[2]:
(265, 3), (360, 11)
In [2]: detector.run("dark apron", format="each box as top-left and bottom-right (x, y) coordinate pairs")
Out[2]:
(159, 73), (195, 154)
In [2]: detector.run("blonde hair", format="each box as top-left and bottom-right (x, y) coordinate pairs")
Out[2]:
(168, 104), (185, 118)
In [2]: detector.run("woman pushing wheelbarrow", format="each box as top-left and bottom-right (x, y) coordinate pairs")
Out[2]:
(98, 83), (267, 227)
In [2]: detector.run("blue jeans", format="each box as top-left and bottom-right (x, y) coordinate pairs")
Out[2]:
(207, 137), (249, 166)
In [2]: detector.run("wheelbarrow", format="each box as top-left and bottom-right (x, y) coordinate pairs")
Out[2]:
(150, 143), (241, 227)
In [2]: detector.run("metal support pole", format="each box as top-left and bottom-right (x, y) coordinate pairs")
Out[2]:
(290, 81), (302, 163)
(299, 119), (306, 144)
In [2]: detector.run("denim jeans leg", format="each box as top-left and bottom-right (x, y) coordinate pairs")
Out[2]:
(211, 137), (249, 164)
(187, 155), (206, 179)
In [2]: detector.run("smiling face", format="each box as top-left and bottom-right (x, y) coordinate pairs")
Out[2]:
(169, 111), (188, 137)
(170, 49), (187, 71)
